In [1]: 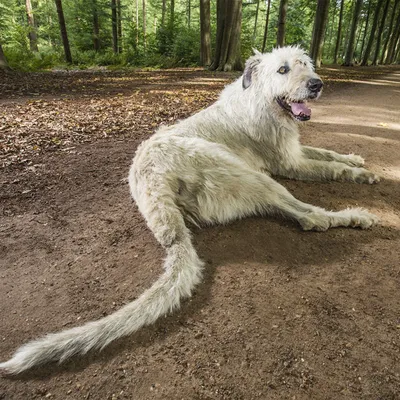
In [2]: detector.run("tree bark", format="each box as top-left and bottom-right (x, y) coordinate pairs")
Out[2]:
(25, 0), (38, 52)
(327, 0), (337, 57)
(394, 36), (400, 61)
(343, 0), (363, 66)
(200, 0), (211, 66)
(385, 3), (400, 63)
(0, 44), (10, 69)
(334, 0), (345, 63)
(136, 0), (139, 44)
(117, 0), (122, 53)
(361, 0), (384, 65)
(210, 0), (243, 71)
(161, 0), (167, 27)
(360, 0), (372, 58)
(262, 0), (271, 52)
(93, 0), (100, 51)
(54, 0), (72, 63)
(372, 0), (390, 64)
(143, 0), (147, 50)
(188, 0), (191, 28)
(111, 0), (118, 53)
(170, 0), (175, 28)
(310, 0), (331, 68)
(342, 0), (354, 56)
(354, 15), (364, 61)
(252, 0), (260, 45)
(380, 0), (400, 63)
(276, 0), (288, 47)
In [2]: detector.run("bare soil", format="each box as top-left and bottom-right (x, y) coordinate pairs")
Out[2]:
(0, 66), (400, 400)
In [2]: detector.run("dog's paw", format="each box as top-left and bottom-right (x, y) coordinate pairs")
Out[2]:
(299, 208), (379, 231)
(353, 168), (381, 184)
(335, 208), (379, 229)
(298, 213), (330, 232)
(342, 154), (365, 167)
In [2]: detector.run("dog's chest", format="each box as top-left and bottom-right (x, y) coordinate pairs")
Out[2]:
(231, 125), (301, 173)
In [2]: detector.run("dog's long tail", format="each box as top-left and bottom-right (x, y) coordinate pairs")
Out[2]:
(0, 185), (204, 375)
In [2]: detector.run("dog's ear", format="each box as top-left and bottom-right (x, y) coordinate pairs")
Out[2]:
(242, 57), (261, 90)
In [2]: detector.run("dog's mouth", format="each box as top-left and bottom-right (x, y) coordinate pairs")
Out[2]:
(276, 97), (311, 121)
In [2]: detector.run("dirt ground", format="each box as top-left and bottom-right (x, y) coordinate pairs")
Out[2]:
(0, 65), (400, 400)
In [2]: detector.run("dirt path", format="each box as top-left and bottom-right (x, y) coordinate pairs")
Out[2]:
(1, 69), (400, 400)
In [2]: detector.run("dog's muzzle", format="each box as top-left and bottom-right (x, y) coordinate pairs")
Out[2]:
(307, 78), (323, 99)
(277, 78), (323, 122)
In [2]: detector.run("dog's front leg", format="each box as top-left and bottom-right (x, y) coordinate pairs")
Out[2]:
(302, 146), (365, 167)
(279, 159), (380, 184)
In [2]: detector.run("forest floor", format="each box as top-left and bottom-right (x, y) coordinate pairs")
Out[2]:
(0, 65), (399, 400)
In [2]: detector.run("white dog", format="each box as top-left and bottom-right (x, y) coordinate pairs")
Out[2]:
(0, 46), (379, 375)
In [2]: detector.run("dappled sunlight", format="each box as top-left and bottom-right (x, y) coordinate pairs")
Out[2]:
(343, 79), (400, 86)
(313, 103), (399, 130)
(382, 167), (400, 182)
(312, 117), (400, 132)
(328, 130), (400, 145)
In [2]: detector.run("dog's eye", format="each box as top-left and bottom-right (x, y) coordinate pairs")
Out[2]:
(277, 66), (289, 74)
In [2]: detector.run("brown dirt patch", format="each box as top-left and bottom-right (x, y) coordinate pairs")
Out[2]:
(1, 66), (400, 399)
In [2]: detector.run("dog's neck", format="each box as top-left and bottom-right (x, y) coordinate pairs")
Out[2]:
(217, 78), (298, 142)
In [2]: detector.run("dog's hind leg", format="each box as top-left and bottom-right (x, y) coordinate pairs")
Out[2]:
(187, 166), (378, 231)
(302, 146), (365, 167)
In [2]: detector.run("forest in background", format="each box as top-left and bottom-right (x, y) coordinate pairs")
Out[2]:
(0, 0), (399, 72)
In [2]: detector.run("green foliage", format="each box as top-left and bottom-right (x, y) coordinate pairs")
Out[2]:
(0, 0), (396, 71)
(172, 26), (200, 65)
(5, 48), (60, 71)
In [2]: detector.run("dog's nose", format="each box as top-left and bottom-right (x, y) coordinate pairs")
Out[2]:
(307, 78), (323, 92)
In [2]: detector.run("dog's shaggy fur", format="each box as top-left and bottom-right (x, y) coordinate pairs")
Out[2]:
(0, 46), (379, 375)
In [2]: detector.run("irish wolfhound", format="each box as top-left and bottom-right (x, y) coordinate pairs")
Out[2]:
(0, 46), (379, 375)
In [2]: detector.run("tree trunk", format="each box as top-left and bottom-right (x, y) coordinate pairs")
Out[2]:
(188, 0), (191, 28)
(276, 0), (288, 47)
(252, 0), (260, 45)
(262, 0), (271, 52)
(372, 0), (390, 64)
(111, 0), (118, 53)
(354, 15), (364, 61)
(310, 0), (331, 68)
(343, 0), (363, 66)
(342, 0), (354, 57)
(200, 0), (211, 66)
(333, 0), (345, 63)
(210, 0), (243, 71)
(25, 0), (38, 52)
(136, 0), (139, 44)
(143, 0), (147, 50)
(385, 3), (400, 63)
(361, 0), (384, 65)
(327, 0), (337, 57)
(394, 36), (400, 61)
(170, 0), (175, 27)
(117, 0), (122, 53)
(360, 0), (372, 58)
(93, 0), (100, 51)
(380, 0), (400, 63)
(54, 0), (72, 63)
(0, 44), (10, 69)
(161, 0), (167, 27)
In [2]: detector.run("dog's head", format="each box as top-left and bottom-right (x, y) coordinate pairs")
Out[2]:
(242, 46), (323, 122)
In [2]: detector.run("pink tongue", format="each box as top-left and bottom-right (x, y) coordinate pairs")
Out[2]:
(291, 102), (311, 116)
